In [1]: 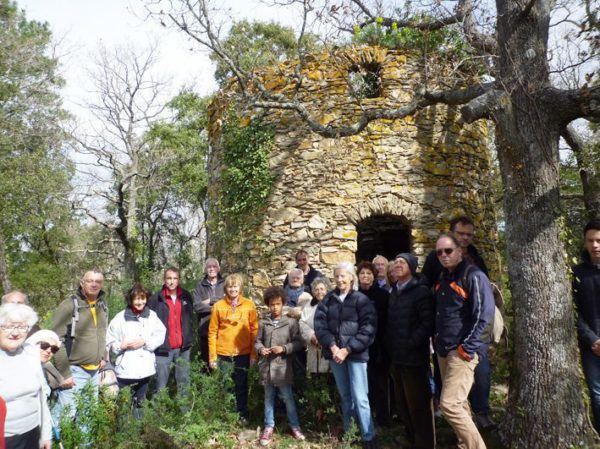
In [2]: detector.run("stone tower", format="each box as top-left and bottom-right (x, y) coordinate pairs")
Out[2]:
(206, 46), (499, 297)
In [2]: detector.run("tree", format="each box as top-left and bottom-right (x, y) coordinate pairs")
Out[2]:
(0, 0), (76, 307)
(75, 45), (208, 282)
(148, 0), (600, 446)
(211, 20), (320, 86)
(75, 43), (168, 281)
(143, 89), (210, 273)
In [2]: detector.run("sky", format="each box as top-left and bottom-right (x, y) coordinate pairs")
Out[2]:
(17, 0), (294, 121)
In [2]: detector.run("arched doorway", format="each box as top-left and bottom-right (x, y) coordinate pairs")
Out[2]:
(355, 214), (411, 263)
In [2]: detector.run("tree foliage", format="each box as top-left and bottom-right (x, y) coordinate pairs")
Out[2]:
(0, 0), (76, 309)
(211, 19), (319, 86)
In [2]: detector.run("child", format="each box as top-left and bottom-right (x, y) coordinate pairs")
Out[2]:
(256, 286), (306, 446)
(208, 273), (258, 424)
(106, 283), (166, 418)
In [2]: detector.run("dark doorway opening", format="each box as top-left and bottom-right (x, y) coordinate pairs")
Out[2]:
(355, 215), (411, 263)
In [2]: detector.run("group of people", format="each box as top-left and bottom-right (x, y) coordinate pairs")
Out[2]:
(2, 214), (600, 449)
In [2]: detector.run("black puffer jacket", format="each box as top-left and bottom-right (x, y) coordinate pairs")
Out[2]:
(314, 289), (377, 363)
(386, 277), (434, 367)
(358, 284), (389, 363)
(573, 251), (600, 350)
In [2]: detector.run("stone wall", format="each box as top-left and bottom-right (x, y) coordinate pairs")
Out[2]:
(207, 46), (500, 299)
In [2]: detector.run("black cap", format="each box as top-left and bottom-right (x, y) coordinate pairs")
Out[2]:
(395, 253), (418, 275)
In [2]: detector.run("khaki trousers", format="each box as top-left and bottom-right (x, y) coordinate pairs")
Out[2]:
(438, 350), (486, 449)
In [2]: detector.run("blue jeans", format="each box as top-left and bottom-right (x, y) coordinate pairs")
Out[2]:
(582, 348), (600, 432)
(53, 365), (99, 421)
(155, 348), (191, 396)
(469, 353), (491, 415)
(264, 384), (301, 428)
(330, 360), (375, 442)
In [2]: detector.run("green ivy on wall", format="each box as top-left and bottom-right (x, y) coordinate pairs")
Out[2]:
(221, 112), (275, 224)
(208, 110), (275, 271)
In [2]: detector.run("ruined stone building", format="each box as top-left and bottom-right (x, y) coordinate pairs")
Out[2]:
(206, 46), (499, 296)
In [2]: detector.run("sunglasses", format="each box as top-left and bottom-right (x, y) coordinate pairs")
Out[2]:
(38, 341), (60, 353)
(436, 248), (456, 256)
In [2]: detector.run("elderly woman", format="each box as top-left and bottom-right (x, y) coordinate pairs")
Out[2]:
(0, 303), (52, 449)
(26, 330), (63, 399)
(299, 277), (331, 374)
(314, 262), (379, 449)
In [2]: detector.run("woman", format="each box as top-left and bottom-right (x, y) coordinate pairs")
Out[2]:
(0, 303), (52, 449)
(299, 277), (331, 374)
(314, 262), (379, 449)
(26, 330), (63, 399)
(357, 261), (391, 427)
(106, 283), (166, 418)
(208, 273), (258, 424)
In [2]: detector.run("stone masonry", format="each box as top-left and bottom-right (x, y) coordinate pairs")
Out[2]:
(207, 46), (499, 299)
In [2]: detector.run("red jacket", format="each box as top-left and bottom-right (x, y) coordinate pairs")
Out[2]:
(0, 395), (6, 449)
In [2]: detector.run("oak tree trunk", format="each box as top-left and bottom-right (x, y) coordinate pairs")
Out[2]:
(495, 0), (596, 446)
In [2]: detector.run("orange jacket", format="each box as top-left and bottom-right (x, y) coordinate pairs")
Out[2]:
(208, 296), (258, 363)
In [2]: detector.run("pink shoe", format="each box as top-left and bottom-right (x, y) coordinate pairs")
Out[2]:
(291, 427), (306, 441)
(260, 426), (273, 446)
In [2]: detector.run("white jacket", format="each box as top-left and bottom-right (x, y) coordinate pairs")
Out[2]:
(299, 302), (330, 374)
(106, 307), (166, 380)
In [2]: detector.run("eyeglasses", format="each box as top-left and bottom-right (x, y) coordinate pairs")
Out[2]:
(83, 279), (102, 284)
(436, 248), (456, 256)
(38, 341), (60, 353)
(0, 324), (30, 333)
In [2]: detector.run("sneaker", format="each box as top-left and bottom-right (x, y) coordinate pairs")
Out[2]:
(290, 427), (306, 441)
(239, 416), (249, 426)
(474, 413), (497, 430)
(260, 426), (274, 446)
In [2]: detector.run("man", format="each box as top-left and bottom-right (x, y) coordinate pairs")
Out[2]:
(283, 250), (322, 294)
(283, 268), (312, 309)
(422, 216), (489, 287)
(193, 258), (225, 368)
(574, 219), (600, 433)
(422, 216), (495, 429)
(434, 234), (495, 449)
(372, 255), (390, 290)
(149, 266), (194, 395)
(1, 290), (28, 305)
(387, 253), (435, 449)
(52, 269), (108, 418)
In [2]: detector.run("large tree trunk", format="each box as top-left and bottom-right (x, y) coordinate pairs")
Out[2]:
(495, 0), (596, 446)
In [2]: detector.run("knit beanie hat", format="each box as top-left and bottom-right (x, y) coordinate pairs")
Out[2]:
(395, 253), (418, 275)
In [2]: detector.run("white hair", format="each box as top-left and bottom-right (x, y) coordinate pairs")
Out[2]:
(288, 268), (304, 279)
(27, 329), (61, 347)
(333, 262), (359, 290)
(204, 258), (220, 270)
(0, 303), (38, 327)
(371, 255), (388, 264)
(1, 290), (29, 305)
